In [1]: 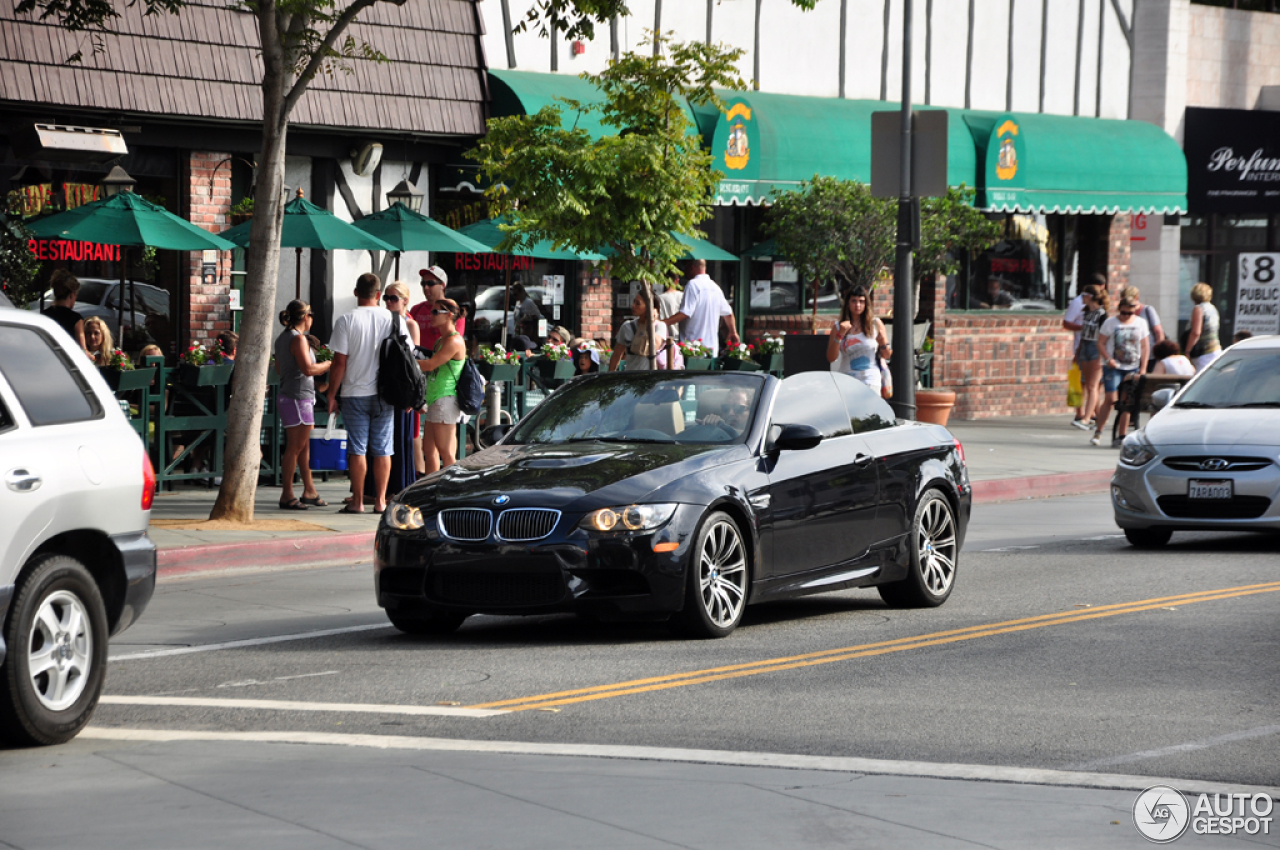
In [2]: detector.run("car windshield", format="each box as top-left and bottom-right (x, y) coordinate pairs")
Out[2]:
(507, 372), (766, 445)
(1176, 350), (1280, 408)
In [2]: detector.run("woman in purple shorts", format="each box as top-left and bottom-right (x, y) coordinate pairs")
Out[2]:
(275, 300), (333, 509)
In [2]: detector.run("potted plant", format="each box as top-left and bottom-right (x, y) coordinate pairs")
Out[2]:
(532, 341), (576, 382)
(752, 333), (785, 373)
(719, 343), (762, 371)
(678, 339), (715, 370)
(229, 196), (254, 226)
(99, 349), (154, 393)
(176, 341), (234, 387)
(478, 344), (522, 382)
(914, 389), (957, 426)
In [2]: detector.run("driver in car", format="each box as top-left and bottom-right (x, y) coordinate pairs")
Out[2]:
(699, 388), (752, 436)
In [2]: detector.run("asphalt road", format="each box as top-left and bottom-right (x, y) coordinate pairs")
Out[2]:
(3, 494), (1278, 849)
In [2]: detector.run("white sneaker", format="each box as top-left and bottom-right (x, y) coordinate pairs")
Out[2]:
(1070, 418), (1091, 431)
(1089, 433), (1102, 446)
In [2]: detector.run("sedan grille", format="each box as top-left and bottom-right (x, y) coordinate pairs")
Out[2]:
(437, 508), (493, 541)
(1163, 456), (1273, 473)
(496, 508), (560, 542)
(431, 569), (566, 607)
(1156, 495), (1272, 519)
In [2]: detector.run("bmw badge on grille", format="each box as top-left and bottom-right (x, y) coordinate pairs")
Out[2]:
(494, 495), (511, 505)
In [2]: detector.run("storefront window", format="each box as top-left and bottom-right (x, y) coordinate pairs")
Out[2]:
(1177, 214), (1280, 342)
(949, 214), (1090, 311)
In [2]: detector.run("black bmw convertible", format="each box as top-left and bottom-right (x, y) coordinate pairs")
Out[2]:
(375, 369), (971, 638)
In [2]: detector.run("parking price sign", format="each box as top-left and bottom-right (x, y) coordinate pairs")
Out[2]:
(1236, 253), (1280, 336)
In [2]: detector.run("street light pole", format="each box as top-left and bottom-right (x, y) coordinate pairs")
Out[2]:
(890, 0), (917, 420)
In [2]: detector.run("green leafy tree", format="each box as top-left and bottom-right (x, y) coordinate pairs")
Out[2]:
(0, 218), (42, 308)
(766, 175), (896, 297)
(19, 0), (629, 521)
(917, 186), (1003, 282)
(470, 34), (745, 365)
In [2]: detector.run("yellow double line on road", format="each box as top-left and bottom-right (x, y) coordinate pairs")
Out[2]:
(470, 581), (1280, 712)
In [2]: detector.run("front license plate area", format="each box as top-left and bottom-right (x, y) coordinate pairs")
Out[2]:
(1189, 479), (1233, 499)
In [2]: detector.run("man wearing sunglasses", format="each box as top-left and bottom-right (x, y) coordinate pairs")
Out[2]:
(698, 388), (753, 436)
(409, 265), (465, 352)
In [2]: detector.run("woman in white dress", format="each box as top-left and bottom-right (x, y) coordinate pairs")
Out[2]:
(826, 285), (891, 392)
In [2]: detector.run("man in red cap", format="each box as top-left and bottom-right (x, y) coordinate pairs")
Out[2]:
(410, 265), (465, 351)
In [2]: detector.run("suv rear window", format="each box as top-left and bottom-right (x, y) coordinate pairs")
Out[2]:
(0, 325), (103, 426)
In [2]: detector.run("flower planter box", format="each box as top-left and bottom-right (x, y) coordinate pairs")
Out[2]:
(532, 357), (576, 382)
(753, 353), (784, 373)
(176, 362), (234, 387)
(478, 362), (521, 383)
(100, 366), (155, 393)
(683, 357), (715, 371)
(719, 357), (761, 372)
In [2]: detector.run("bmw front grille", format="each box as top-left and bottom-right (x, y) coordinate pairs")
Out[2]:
(496, 508), (561, 542)
(438, 508), (493, 541)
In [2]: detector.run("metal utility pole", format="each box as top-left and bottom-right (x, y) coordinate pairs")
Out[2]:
(891, 0), (917, 420)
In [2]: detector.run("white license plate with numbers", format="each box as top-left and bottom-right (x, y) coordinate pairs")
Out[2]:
(1189, 479), (1233, 499)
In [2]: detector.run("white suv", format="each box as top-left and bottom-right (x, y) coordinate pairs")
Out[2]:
(0, 309), (157, 745)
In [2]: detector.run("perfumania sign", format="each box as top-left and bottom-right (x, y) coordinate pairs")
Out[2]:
(1185, 107), (1280, 214)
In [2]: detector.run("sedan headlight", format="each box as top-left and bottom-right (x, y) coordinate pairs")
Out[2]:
(1118, 431), (1158, 467)
(580, 503), (678, 533)
(385, 500), (425, 530)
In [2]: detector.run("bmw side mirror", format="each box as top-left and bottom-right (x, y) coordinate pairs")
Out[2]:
(1151, 387), (1176, 410)
(772, 423), (823, 451)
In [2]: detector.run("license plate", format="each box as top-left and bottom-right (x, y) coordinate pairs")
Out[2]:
(1189, 479), (1233, 499)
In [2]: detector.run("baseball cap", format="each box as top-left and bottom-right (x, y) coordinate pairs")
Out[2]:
(419, 265), (448, 286)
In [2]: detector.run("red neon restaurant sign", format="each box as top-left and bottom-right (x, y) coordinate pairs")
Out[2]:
(28, 239), (121, 262)
(454, 253), (536, 272)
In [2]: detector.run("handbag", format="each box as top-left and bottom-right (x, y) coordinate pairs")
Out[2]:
(1067, 363), (1083, 408)
(878, 355), (893, 399)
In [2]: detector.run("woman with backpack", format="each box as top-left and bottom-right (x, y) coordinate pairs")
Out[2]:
(417, 298), (468, 472)
(380, 281), (421, 496)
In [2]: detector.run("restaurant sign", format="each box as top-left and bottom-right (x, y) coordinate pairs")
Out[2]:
(1185, 107), (1280, 214)
(7, 183), (103, 218)
(28, 239), (121, 262)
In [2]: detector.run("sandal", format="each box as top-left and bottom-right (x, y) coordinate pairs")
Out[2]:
(278, 499), (309, 511)
(337, 504), (367, 514)
(300, 495), (329, 507)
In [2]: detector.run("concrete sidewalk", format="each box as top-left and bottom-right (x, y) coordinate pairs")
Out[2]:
(151, 414), (1119, 575)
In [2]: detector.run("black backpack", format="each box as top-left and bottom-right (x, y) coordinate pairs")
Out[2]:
(455, 358), (485, 416)
(377, 313), (426, 409)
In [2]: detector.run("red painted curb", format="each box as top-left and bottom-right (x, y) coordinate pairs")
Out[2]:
(157, 531), (375, 578)
(971, 469), (1113, 504)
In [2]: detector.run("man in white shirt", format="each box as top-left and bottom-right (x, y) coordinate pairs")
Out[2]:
(327, 272), (411, 514)
(662, 259), (739, 357)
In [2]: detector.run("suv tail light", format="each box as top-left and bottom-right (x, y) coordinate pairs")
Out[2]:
(141, 451), (156, 511)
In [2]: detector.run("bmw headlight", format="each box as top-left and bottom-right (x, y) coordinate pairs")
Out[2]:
(1119, 431), (1158, 467)
(385, 500), (425, 530)
(580, 503), (678, 533)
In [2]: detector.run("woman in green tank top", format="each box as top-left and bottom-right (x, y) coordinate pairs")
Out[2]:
(416, 298), (468, 472)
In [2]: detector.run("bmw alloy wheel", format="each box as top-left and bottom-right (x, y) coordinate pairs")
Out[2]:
(678, 512), (749, 638)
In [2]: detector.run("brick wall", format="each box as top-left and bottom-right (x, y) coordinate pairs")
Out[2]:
(185, 151), (233, 349)
(1108, 213), (1131, 300)
(577, 272), (613, 344)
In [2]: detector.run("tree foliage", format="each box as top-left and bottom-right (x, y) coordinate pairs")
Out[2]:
(766, 179), (1003, 300)
(765, 176), (896, 294)
(0, 219), (42, 308)
(469, 34), (745, 288)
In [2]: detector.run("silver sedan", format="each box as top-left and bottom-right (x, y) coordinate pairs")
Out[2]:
(1111, 335), (1280, 547)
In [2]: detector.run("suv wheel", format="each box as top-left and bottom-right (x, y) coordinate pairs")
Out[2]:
(0, 554), (109, 746)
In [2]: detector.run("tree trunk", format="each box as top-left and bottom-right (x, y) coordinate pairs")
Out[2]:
(209, 4), (289, 522)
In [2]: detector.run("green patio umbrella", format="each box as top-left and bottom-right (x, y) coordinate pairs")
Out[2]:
(350, 202), (491, 279)
(674, 232), (739, 262)
(27, 191), (237, 337)
(457, 216), (605, 261)
(740, 238), (779, 258)
(220, 193), (397, 298)
(458, 216), (605, 345)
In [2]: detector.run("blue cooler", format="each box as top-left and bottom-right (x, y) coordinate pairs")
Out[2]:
(310, 428), (348, 471)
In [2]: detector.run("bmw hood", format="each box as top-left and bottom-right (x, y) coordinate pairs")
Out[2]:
(1145, 407), (1280, 448)
(400, 441), (744, 511)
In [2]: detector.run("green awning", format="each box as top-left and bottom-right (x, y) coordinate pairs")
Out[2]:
(488, 69), (700, 141)
(708, 92), (978, 205)
(706, 91), (1186, 214)
(962, 111), (1187, 214)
